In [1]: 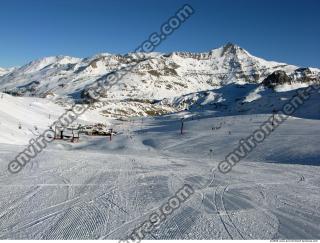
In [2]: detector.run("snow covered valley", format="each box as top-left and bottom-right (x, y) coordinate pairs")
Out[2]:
(0, 43), (320, 240)
(0, 110), (320, 239)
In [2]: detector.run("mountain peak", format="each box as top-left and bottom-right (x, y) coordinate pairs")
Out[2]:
(0, 44), (315, 105)
(224, 42), (239, 48)
(220, 42), (244, 56)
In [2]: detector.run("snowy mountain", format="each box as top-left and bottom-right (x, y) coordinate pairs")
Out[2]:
(1, 45), (320, 239)
(0, 68), (5, 76)
(0, 67), (12, 77)
(0, 43), (319, 117)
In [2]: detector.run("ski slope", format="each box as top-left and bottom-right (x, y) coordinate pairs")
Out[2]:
(0, 111), (319, 239)
(0, 93), (108, 145)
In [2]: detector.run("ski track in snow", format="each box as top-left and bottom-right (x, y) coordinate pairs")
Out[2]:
(0, 114), (320, 239)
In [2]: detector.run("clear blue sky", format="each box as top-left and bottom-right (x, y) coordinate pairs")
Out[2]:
(0, 0), (319, 68)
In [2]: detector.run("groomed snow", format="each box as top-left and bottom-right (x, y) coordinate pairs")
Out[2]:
(0, 110), (319, 239)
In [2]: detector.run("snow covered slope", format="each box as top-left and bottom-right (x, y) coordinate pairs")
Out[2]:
(0, 67), (11, 77)
(0, 68), (6, 76)
(0, 113), (320, 239)
(0, 43), (317, 99)
(0, 93), (64, 145)
(161, 84), (320, 120)
(0, 44), (320, 240)
(0, 43), (319, 118)
(0, 93), (108, 145)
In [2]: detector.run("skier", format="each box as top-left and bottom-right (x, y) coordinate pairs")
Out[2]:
(180, 118), (184, 134)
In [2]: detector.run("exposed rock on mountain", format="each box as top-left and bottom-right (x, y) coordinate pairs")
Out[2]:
(263, 68), (320, 89)
(263, 70), (292, 88)
(0, 43), (319, 117)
